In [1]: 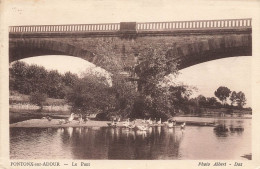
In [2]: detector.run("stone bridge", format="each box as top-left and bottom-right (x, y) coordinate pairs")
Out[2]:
(9, 18), (252, 73)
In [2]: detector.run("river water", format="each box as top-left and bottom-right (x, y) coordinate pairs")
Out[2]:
(10, 117), (251, 160)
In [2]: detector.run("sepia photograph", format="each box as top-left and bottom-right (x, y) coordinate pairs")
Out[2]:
(1, 0), (260, 168)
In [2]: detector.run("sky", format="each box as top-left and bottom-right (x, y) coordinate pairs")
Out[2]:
(177, 56), (251, 106)
(3, 0), (258, 108)
(19, 55), (252, 107)
(3, 0), (258, 26)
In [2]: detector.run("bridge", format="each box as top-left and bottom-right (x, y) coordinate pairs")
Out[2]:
(9, 18), (252, 74)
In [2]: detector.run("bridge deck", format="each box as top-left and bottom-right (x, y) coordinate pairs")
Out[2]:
(9, 18), (252, 34)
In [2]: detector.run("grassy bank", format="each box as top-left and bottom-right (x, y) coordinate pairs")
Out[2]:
(10, 109), (71, 124)
(10, 91), (72, 123)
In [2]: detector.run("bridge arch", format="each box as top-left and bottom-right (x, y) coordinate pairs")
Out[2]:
(9, 39), (96, 63)
(165, 34), (252, 70)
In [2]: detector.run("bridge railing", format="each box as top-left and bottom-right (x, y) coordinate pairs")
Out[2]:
(9, 19), (251, 33)
(9, 23), (120, 33)
(137, 19), (252, 31)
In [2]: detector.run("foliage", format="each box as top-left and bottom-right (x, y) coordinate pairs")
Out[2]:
(214, 86), (231, 104)
(62, 72), (79, 87)
(230, 91), (237, 106)
(110, 73), (138, 117)
(66, 72), (116, 114)
(10, 61), (48, 94)
(29, 91), (47, 110)
(135, 48), (179, 94)
(197, 95), (207, 107)
(207, 97), (218, 107)
(10, 61), (79, 99)
(236, 91), (246, 108)
(130, 47), (187, 119)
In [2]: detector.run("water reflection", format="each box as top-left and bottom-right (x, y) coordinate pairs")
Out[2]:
(10, 118), (251, 160)
(214, 124), (229, 137)
(214, 123), (245, 137)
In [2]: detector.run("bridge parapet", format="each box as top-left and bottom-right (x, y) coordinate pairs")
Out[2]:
(137, 18), (252, 31)
(9, 18), (251, 33)
(9, 23), (120, 33)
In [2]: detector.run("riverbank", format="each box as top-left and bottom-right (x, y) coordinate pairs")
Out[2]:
(10, 115), (252, 128)
(9, 109), (70, 124)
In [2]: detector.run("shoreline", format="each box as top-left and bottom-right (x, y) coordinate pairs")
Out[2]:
(10, 116), (251, 128)
(10, 119), (118, 128)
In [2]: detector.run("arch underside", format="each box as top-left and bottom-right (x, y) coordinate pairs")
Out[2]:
(177, 45), (252, 69)
(9, 40), (95, 63)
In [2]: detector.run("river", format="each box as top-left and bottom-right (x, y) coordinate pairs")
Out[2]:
(10, 117), (251, 160)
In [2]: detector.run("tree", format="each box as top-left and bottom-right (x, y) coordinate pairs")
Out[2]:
(10, 61), (50, 95)
(230, 91), (237, 106)
(66, 73), (117, 114)
(134, 47), (179, 94)
(29, 91), (47, 110)
(46, 70), (65, 98)
(132, 47), (195, 118)
(62, 72), (79, 87)
(168, 85), (193, 115)
(25, 64), (48, 94)
(214, 86), (231, 105)
(207, 97), (218, 107)
(10, 61), (29, 93)
(197, 95), (207, 107)
(110, 73), (138, 118)
(236, 91), (246, 108)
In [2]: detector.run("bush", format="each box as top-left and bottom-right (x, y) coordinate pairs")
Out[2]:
(29, 91), (47, 110)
